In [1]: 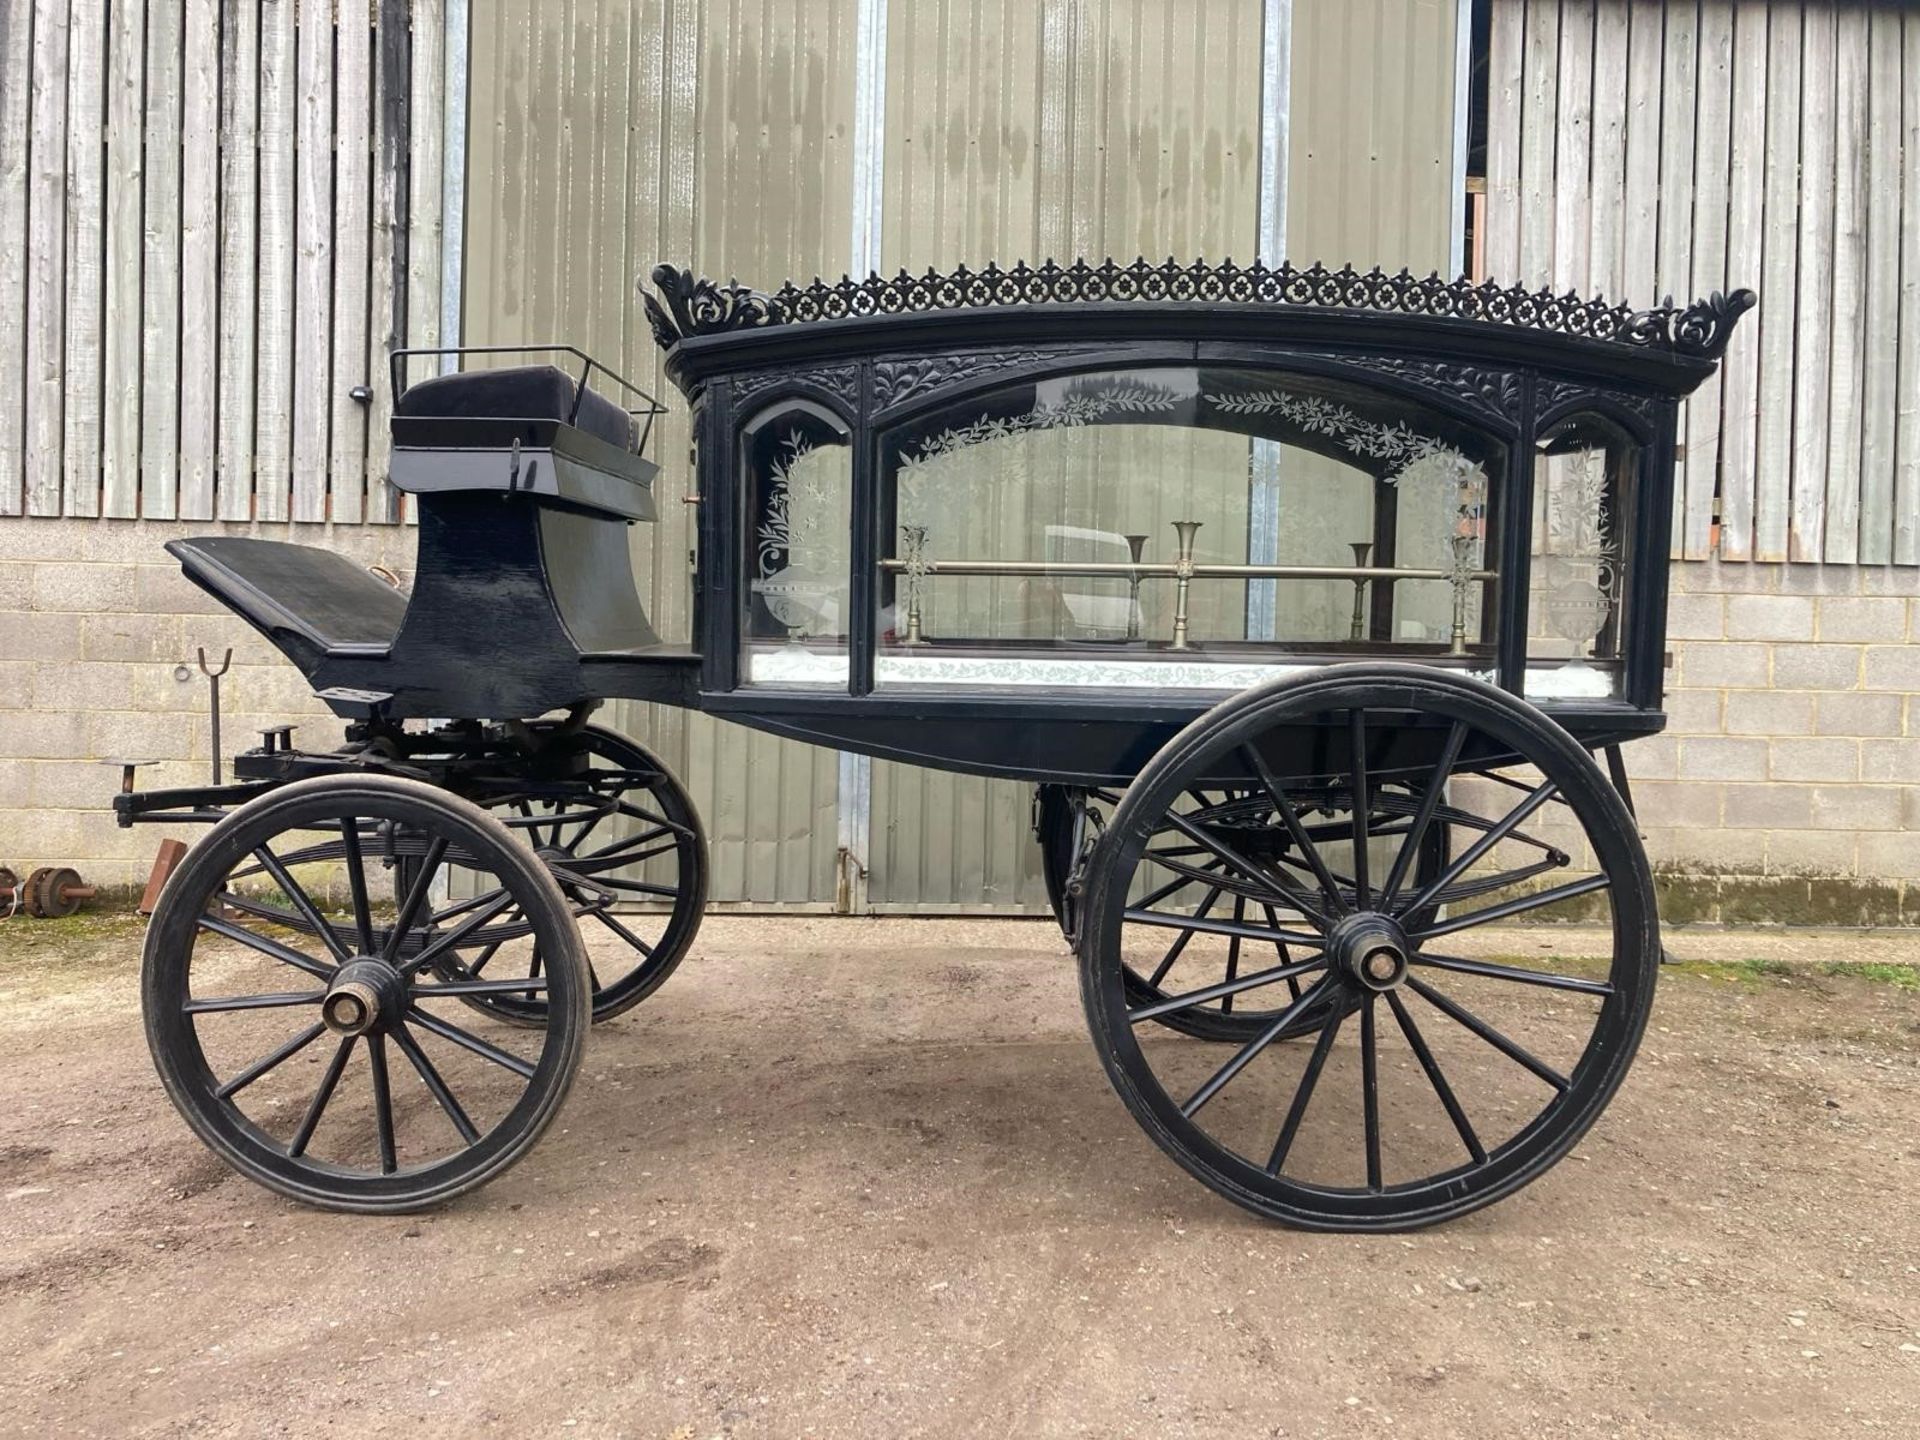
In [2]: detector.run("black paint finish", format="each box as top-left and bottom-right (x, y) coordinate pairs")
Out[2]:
(161, 267), (1751, 784)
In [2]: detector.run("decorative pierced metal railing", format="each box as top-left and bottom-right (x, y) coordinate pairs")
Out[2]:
(646, 257), (1755, 360)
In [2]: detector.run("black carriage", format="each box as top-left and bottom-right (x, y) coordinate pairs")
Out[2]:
(120, 261), (1753, 1228)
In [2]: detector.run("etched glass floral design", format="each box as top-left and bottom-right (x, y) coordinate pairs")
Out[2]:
(872, 367), (1504, 669)
(1531, 415), (1633, 695)
(742, 409), (852, 682)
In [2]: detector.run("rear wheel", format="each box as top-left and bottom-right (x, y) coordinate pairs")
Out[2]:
(1077, 664), (1658, 1231)
(1040, 781), (1448, 1044)
(460, 724), (707, 1026)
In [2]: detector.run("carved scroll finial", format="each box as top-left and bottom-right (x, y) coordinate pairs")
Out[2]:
(644, 263), (784, 348)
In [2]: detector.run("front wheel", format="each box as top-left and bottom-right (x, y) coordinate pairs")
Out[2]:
(1077, 664), (1658, 1232)
(142, 774), (591, 1213)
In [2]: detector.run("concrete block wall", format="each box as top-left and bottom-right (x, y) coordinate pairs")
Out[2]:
(2, 518), (1917, 920)
(1621, 558), (1920, 922)
(0, 518), (414, 891)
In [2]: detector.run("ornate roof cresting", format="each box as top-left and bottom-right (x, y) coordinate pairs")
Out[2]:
(645, 258), (1756, 360)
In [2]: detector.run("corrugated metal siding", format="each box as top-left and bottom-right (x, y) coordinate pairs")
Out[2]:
(459, 0), (1459, 910)
(1261, 0), (1462, 659)
(865, 0), (1266, 910)
(1287, 0), (1459, 272)
(464, 0), (855, 905)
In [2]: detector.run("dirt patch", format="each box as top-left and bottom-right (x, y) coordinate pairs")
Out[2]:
(2, 915), (1918, 1438)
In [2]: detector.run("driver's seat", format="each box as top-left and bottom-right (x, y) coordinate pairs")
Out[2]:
(166, 537), (406, 673)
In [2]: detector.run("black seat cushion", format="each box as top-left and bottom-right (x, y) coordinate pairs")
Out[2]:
(167, 537), (406, 664)
(395, 365), (635, 451)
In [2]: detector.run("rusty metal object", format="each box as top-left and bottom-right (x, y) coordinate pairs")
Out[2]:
(22, 867), (93, 920)
(139, 840), (190, 916)
(0, 867), (18, 918)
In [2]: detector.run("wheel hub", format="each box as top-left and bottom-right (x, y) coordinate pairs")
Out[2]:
(1329, 912), (1412, 993)
(322, 957), (408, 1036)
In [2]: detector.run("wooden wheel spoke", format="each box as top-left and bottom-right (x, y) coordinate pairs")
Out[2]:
(1133, 860), (1217, 913)
(1406, 976), (1570, 1092)
(288, 1037), (356, 1158)
(367, 1034), (398, 1175)
(430, 887), (517, 927)
(250, 843), (354, 963)
(1125, 905), (1325, 953)
(392, 1024), (481, 1145)
(588, 906), (657, 959)
(1385, 990), (1486, 1165)
(1265, 1006), (1346, 1176)
(1221, 895), (1246, 1013)
(197, 913), (335, 980)
(1158, 808), (1333, 928)
(557, 803), (613, 856)
(1410, 952), (1614, 996)
(216, 1022), (328, 1100)
(1380, 719), (1467, 907)
(1240, 744), (1350, 915)
(1179, 978), (1336, 1120)
(1408, 874), (1611, 941)
(1127, 954), (1326, 1024)
(1360, 995), (1382, 1190)
(576, 824), (678, 861)
(1395, 778), (1562, 920)
(1348, 709), (1371, 907)
(407, 1009), (537, 1079)
(1145, 885), (1221, 987)
(1474, 768), (1576, 807)
(1141, 849), (1313, 914)
(1426, 855), (1564, 906)
(1259, 902), (1303, 1004)
(583, 873), (681, 899)
(383, 837), (450, 963)
(410, 977), (553, 999)
(338, 819), (378, 956)
(399, 891), (520, 977)
(185, 989), (326, 1014)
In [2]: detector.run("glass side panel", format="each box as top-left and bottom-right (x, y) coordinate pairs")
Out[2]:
(1527, 413), (1638, 699)
(872, 366), (1502, 689)
(741, 405), (853, 687)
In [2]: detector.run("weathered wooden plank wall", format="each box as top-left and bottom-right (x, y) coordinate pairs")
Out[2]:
(1485, 0), (1920, 565)
(0, 0), (445, 522)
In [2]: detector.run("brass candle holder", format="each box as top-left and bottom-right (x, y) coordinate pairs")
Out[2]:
(1348, 541), (1373, 642)
(1448, 468), (1489, 656)
(1448, 531), (1477, 656)
(1170, 520), (1202, 651)
(901, 525), (929, 645)
(1124, 533), (1149, 641)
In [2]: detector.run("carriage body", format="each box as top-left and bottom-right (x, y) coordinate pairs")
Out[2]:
(122, 260), (1755, 1231)
(648, 263), (1749, 788)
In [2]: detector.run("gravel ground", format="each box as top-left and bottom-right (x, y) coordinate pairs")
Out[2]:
(2, 912), (1917, 1438)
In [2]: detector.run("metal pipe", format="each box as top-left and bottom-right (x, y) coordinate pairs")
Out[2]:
(878, 558), (1495, 583)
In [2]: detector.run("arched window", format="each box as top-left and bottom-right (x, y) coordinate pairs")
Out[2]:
(740, 402), (852, 686)
(1528, 411), (1640, 698)
(872, 365), (1504, 688)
